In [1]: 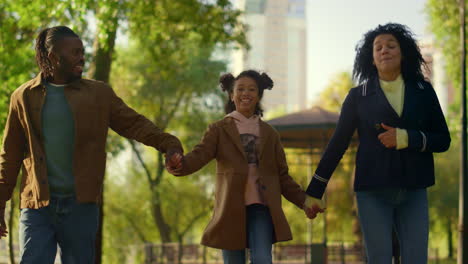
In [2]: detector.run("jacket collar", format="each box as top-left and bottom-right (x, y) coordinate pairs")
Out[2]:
(28, 73), (44, 89)
(222, 117), (246, 159)
(29, 72), (82, 90)
(375, 77), (403, 119)
(360, 77), (379, 96)
(221, 116), (272, 161)
(361, 76), (426, 96)
(364, 76), (428, 121)
(227, 111), (259, 123)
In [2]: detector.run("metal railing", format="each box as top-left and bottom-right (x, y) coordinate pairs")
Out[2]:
(0, 240), (448, 264)
(140, 242), (366, 264)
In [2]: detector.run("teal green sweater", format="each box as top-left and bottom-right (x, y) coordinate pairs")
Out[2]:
(42, 82), (75, 196)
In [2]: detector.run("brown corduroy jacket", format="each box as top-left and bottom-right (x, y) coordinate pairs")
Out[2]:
(174, 116), (306, 250)
(0, 73), (183, 209)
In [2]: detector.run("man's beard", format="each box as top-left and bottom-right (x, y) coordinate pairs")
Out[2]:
(58, 56), (82, 83)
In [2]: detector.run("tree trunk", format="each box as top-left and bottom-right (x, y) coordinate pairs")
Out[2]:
(448, 217), (453, 259)
(87, 17), (118, 264)
(177, 237), (184, 264)
(8, 197), (15, 264)
(86, 27), (117, 83)
(130, 141), (174, 252)
(202, 246), (207, 264)
(151, 191), (172, 243)
(149, 152), (173, 244)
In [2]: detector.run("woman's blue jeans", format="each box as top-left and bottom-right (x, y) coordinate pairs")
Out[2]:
(222, 204), (274, 264)
(356, 188), (429, 264)
(19, 195), (99, 264)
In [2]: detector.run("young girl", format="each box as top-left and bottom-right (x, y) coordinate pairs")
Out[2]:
(167, 70), (309, 263)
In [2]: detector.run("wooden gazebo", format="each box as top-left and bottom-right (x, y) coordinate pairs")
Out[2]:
(267, 106), (357, 152)
(267, 106), (348, 149)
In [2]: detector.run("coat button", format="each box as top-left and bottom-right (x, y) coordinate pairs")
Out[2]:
(41, 180), (47, 184)
(261, 185), (266, 190)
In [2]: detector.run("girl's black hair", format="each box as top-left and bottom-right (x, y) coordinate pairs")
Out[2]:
(353, 23), (427, 84)
(219, 70), (273, 116)
(35, 26), (79, 80)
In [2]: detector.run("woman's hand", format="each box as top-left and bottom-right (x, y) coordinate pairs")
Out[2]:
(378, 123), (397, 149)
(303, 196), (326, 219)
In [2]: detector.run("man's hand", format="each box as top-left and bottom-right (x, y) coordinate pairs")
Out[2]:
(303, 196), (326, 219)
(378, 123), (397, 149)
(165, 149), (182, 168)
(0, 207), (7, 239)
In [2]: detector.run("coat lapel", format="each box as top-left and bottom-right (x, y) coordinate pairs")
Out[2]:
(400, 80), (419, 120)
(222, 118), (247, 160)
(373, 77), (401, 120)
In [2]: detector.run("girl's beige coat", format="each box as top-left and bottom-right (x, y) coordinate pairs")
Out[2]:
(175, 116), (306, 250)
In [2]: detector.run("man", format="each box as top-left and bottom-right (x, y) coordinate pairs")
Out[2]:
(0, 26), (182, 263)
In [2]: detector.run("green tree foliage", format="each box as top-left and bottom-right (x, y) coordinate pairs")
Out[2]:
(100, 1), (247, 248)
(425, 0), (467, 112)
(429, 119), (460, 259)
(103, 51), (224, 258)
(425, 0), (466, 258)
(109, 39), (232, 246)
(103, 166), (158, 263)
(314, 71), (355, 113)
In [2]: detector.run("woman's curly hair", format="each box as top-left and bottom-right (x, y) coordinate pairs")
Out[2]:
(353, 23), (427, 84)
(219, 70), (273, 116)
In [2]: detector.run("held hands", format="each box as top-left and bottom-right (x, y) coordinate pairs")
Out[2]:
(378, 123), (397, 149)
(165, 149), (183, 175)
(303, 196), (326, 219)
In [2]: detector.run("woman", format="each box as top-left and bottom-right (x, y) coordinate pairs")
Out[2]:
(167, 70), (309, 264)
(305, 23), (450, 263)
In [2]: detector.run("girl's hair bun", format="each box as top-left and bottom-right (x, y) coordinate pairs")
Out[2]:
(219, 73), (235, 92)
(260, 72), (274, 90)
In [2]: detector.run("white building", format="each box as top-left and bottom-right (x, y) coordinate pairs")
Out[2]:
(232, 0), (307, 113)
(419, 37), (453, 114)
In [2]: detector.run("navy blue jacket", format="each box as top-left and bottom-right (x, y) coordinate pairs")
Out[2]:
(306, 77), (451, 199)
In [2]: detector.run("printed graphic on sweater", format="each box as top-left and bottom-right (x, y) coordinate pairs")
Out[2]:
(240, 133), (258, 165)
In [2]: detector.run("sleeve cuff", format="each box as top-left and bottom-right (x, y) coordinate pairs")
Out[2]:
(305, 174), (328, 199)
(396, 128), (408, 150)
(407, 129), (426, 151)
(419, 131), (427, 152)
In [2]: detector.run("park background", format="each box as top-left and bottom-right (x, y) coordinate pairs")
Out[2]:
(0, 0), (463, 263)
